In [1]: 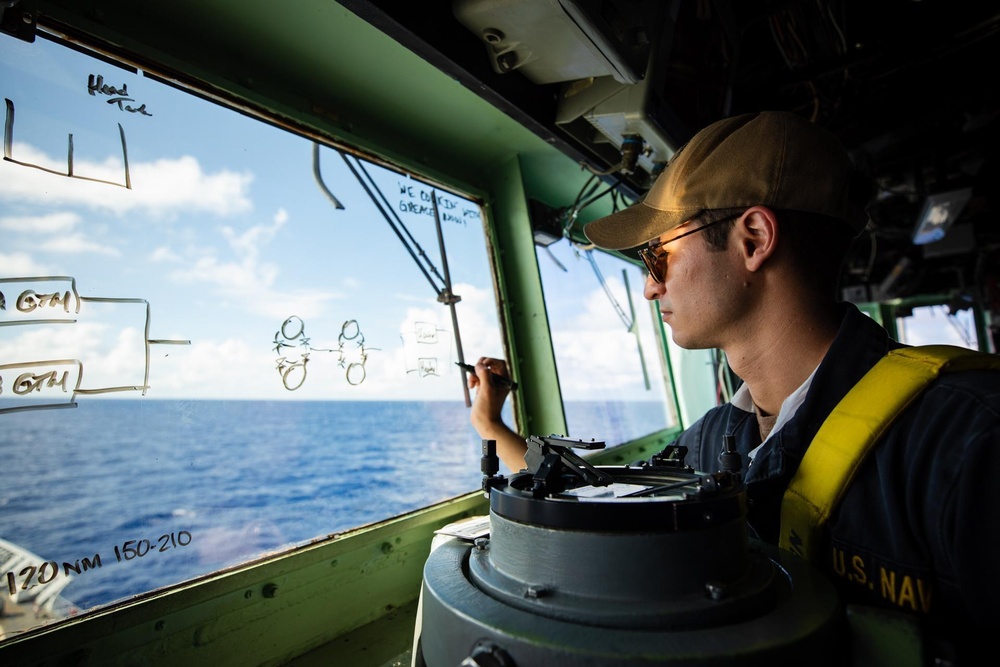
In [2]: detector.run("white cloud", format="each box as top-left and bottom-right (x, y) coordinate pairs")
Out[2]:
(0, 320), (147, 398)
(1, 211), (119, 258)
(148, 337), (275, 398)
(169, 252), (341, 322)
(222, 208), (287, 259)
(149, 246), (182, 263)
(164, 209), (342, 321)
(0, 144), (253, 217)
(41, 232), (121, 256)
(0, 251), (52, 276)
(0, 211), (81, 233)
(550, 276), (658, 398)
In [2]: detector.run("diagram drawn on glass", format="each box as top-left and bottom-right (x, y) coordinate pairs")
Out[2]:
(399, 320), (453, 379)
(0, 276), (191, 414)
(272, 316), (376, 390)
(4, 98), (133, 189)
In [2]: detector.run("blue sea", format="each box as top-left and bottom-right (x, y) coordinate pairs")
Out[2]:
(1, 399), (664, 619)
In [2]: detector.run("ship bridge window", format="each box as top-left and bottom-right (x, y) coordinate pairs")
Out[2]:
(537, 241), (679, 445)
(0, 32), (505, 638)
(895, 303), (981, 350)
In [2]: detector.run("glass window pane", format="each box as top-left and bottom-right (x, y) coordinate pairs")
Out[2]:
(896, 304), (978, 349)
(537, 241), (677, 445)
(1, 34), (503, 636)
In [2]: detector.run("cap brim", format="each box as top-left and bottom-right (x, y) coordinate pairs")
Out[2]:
(583, 202), (691, 251)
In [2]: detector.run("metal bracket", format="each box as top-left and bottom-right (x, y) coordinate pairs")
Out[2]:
(523, 435), (612, 495)
(1, 1), (36, 43)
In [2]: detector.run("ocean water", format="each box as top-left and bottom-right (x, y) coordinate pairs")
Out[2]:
(1, 398), (664, 618)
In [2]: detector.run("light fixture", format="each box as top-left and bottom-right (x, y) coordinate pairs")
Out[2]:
(911, 187), (973, 245)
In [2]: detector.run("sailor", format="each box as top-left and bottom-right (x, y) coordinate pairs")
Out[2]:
(468, 111), (1000, 664)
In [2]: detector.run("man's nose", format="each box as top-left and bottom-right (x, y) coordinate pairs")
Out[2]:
(642, 274), (663, 301)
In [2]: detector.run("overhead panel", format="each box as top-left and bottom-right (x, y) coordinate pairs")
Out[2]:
(452, 0), (675, 181)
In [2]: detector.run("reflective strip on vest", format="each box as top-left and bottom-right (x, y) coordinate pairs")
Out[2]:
(779, 344), (1000, 563)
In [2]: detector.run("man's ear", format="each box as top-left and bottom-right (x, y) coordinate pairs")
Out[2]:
(735, 206), (778, 272)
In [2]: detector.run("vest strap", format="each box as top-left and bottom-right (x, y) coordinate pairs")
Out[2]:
(779, 345), (1000, 562)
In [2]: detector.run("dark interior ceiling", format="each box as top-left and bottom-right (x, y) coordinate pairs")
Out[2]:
(340, 0), (1000, 305)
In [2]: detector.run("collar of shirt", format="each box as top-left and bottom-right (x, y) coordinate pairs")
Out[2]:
(731, 364), (821, 464)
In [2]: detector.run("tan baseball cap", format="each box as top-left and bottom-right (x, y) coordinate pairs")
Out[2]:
(583, 111), (870, 250)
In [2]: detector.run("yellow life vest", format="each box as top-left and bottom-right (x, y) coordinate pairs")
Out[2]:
(779, 344), (1000, 563)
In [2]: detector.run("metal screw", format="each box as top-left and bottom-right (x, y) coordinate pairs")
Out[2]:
(482, 28), (504, 44)
(262, 583), (279, 598)
(464, 641), (514, 667)
(473, 537), (489, 551)
(705, 581), (726, 601)
(525, 585), (548, 599)
(496, 52), (517, 72)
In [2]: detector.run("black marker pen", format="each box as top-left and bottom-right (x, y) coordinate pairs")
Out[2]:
(455, 362), (518, 391)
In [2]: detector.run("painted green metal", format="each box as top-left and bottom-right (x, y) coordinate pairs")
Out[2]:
(27, 0), (563, 191)
(0, 492), (489, 666)
(483, 156), (567, 438)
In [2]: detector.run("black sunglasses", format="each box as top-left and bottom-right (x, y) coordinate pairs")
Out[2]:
(638, 214), (739, 283)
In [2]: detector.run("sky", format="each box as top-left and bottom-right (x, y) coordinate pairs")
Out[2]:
(0, 33), (661, 410)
